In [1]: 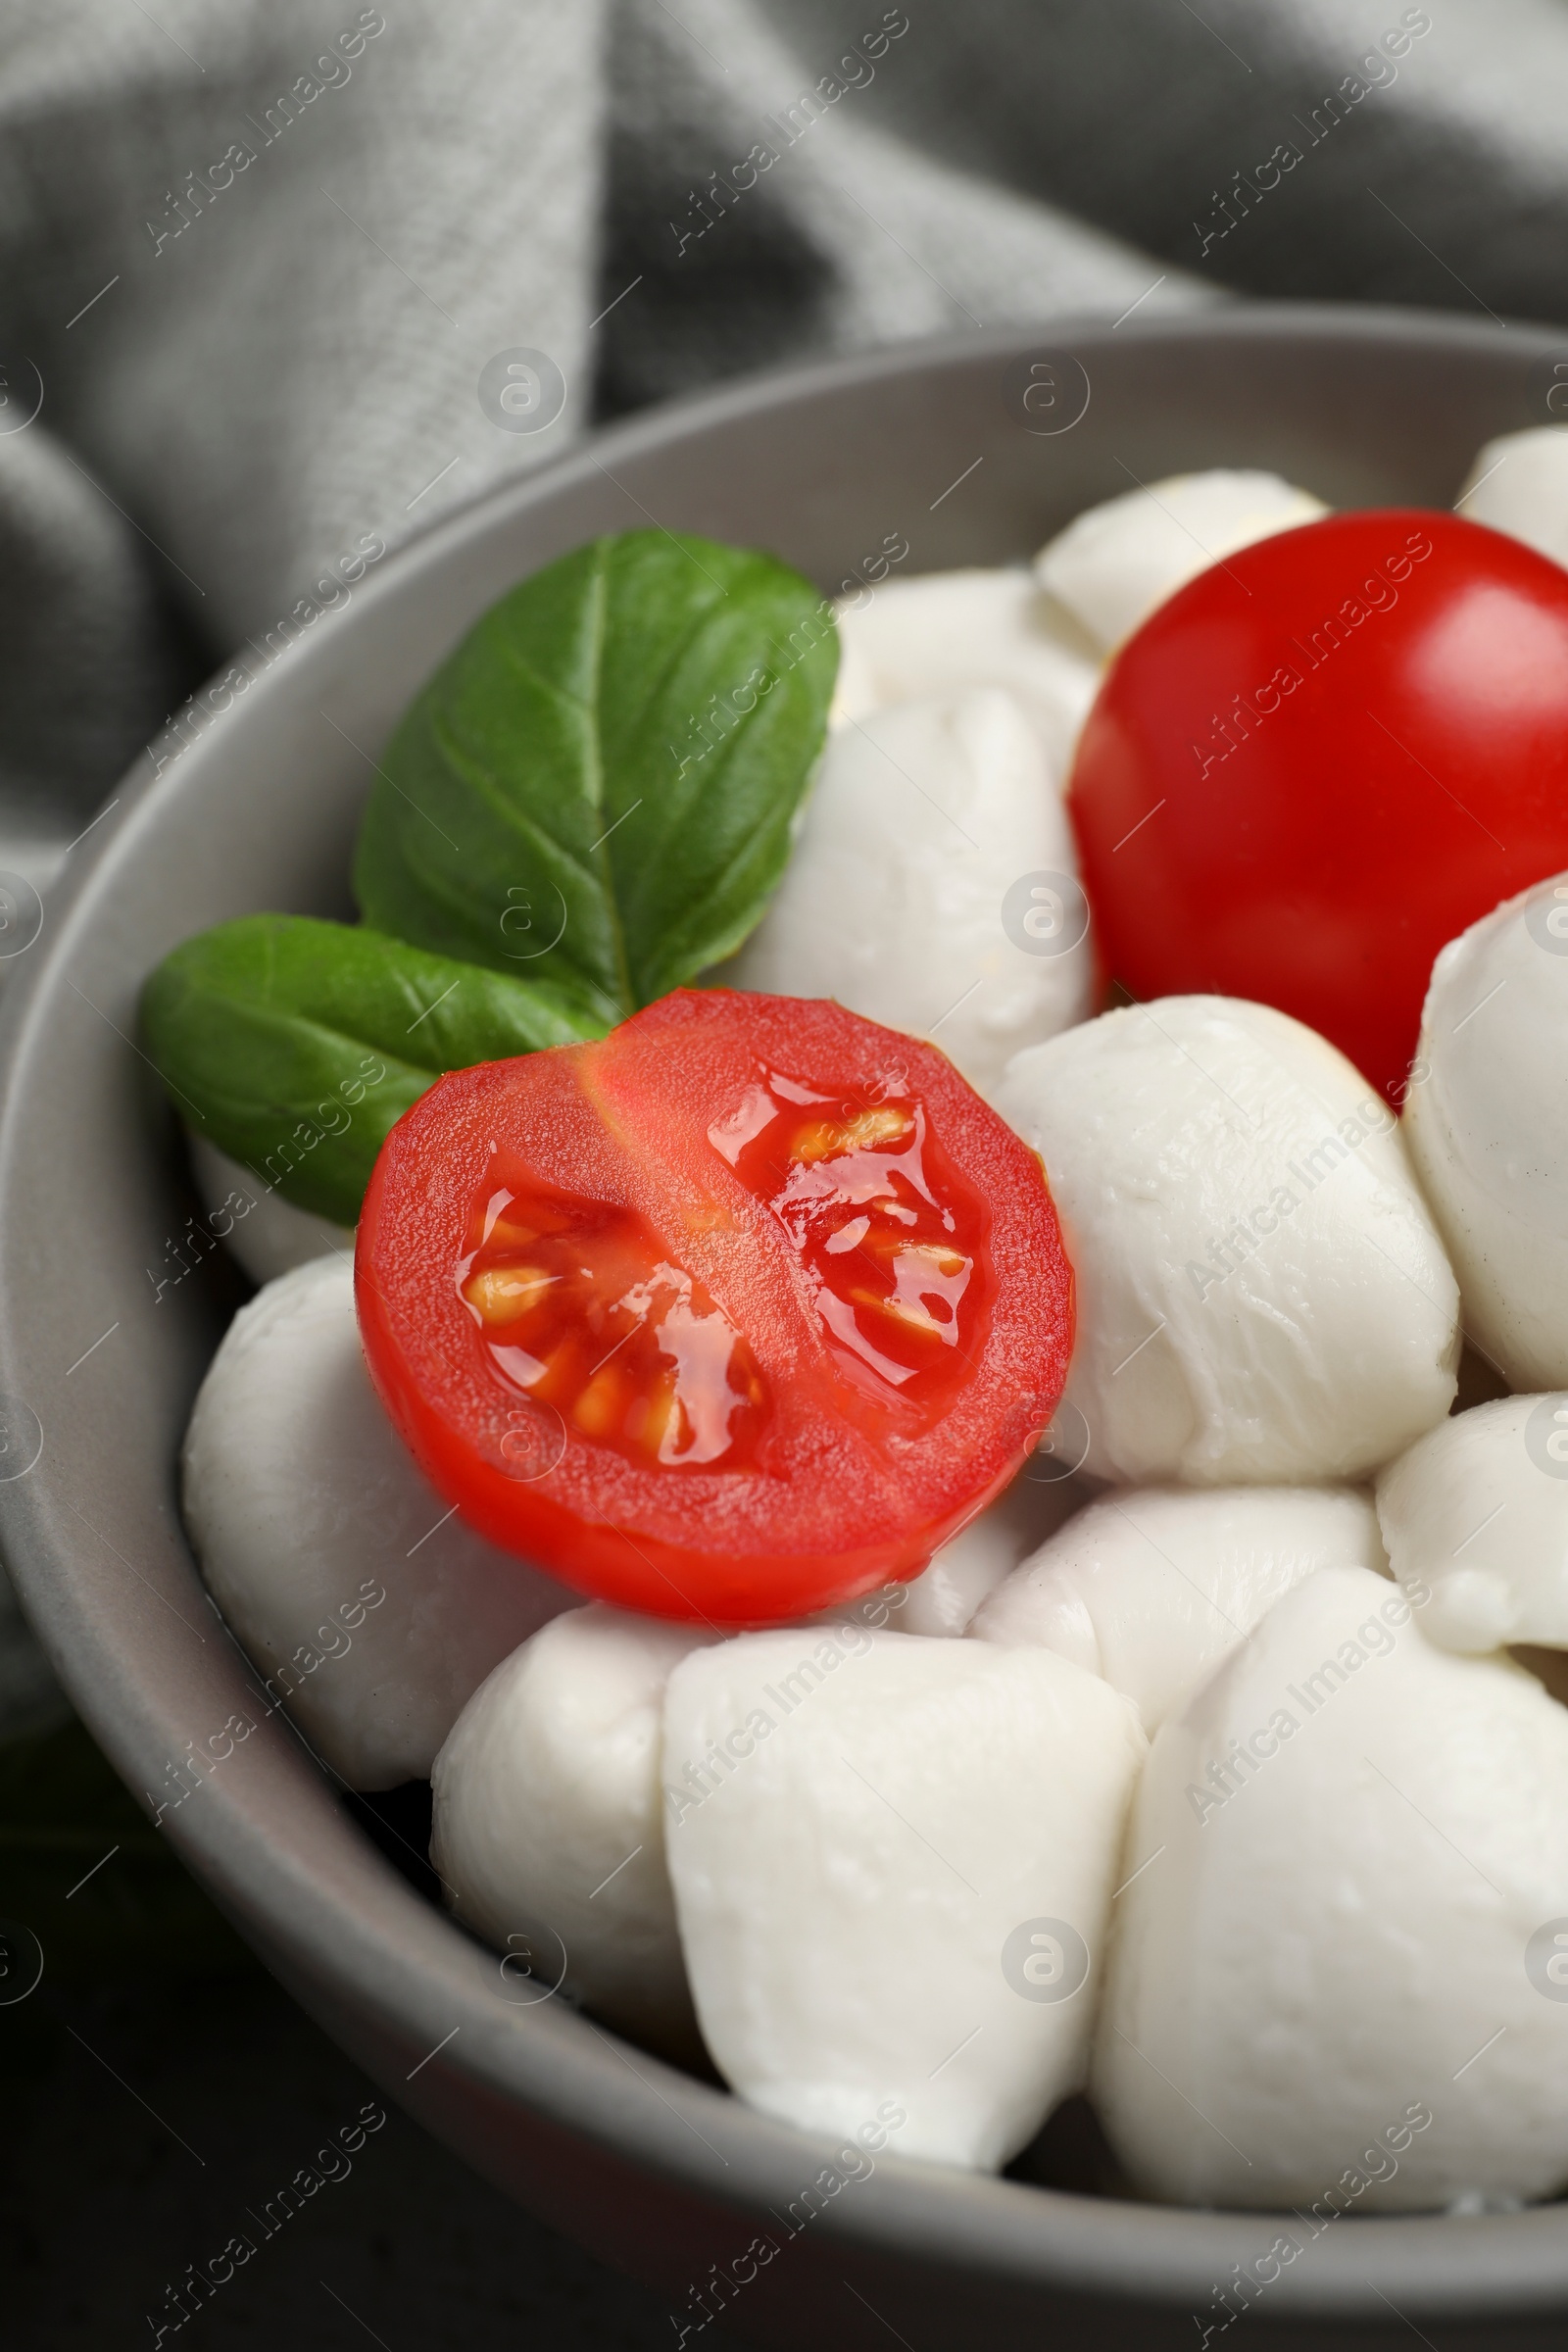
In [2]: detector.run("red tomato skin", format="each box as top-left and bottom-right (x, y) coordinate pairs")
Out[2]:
(1067, 510), (1568, 1101)
(356, 990), (1074, 1624)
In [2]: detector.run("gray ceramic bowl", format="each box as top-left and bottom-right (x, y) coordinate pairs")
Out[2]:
(4, 305), (1568, 2351)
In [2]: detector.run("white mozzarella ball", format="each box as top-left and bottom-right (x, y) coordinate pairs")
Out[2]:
(829, 627), (878, 729)
(1034, 470), (1327, 653)
(663, 1628), (1146, 2172)
(1093, 1566), (1568, 2211)
(972, 1483), (1386, 1734)
(431, 1606), (719, 2056)
(1376, 1394), (1568, 1651)
(995, 997), (1459, 1486)
(730, 689), (1092, 1098)
(1456, 427), (1568, 569)
(894, 1460), (1096, 1638)
(1403, 873), (1568, 1389)
(189, 1135), (352, 1285)
(893, 1515), (1020, 1639)
(183, 1254), (573, 1788)
(832, 567), (1101, 781)
(799, 1465), (1092, 1642)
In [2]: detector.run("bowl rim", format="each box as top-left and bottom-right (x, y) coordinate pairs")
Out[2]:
(5, 298), (1568, 2325)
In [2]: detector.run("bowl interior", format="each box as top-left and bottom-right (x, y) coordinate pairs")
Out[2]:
(4, 308), (1568, 2348)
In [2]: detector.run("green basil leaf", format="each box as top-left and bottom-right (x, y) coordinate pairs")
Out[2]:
(352, 528), (838, 1016)
(141, 915), (603, 1227)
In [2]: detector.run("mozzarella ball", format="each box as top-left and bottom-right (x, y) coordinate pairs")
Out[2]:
(995, 997), (1459, 1486)
(663, 1629), (1146, 2172)
(893, 1516), (1021, 1640)
(1456, 426), (1568, 569)
(183, 1254), (573, 1788)
(829, 626), (877, 731)
(1375, 1393), (1568, 1651)
(189, 1134), (352, 1285)
(890, 1463), (1093, 1639)
(972, 1483), (1386, 1733)
(1093, 1566), (1568, 2210)
(1034, 470), (1327, 654)
(431, 1606), (718, 2056)
(1403, 873), (1568, 1389)
(831, 568), (1101, 781)
(799, 1464), (1093, 1642)
(730, 689), (1092, 1097)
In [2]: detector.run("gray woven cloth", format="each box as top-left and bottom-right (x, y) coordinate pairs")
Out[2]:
(0, 0), (1562, 1725)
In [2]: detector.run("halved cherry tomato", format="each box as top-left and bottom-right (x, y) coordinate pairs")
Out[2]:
(356, 990), (1073, 1622)
(1067, 510), (1568, 1101)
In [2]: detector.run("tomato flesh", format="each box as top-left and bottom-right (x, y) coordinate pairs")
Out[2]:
(711, 1072), (992, 1429)
(459, 1182), (769, 1471)
(357, 990), (1073, 1623)
(1067, 510), (1568, 1101)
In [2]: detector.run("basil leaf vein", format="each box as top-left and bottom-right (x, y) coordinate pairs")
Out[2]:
(352, 529), (838, 1016)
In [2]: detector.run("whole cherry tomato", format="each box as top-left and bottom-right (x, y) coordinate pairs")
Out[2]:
(356, 990), (1073, 1623)
(1067, 510), (1568, 1100)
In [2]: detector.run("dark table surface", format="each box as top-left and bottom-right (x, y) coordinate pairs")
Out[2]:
(0, 1718), (748, 2352)
(4, 1959), (756, 2351)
